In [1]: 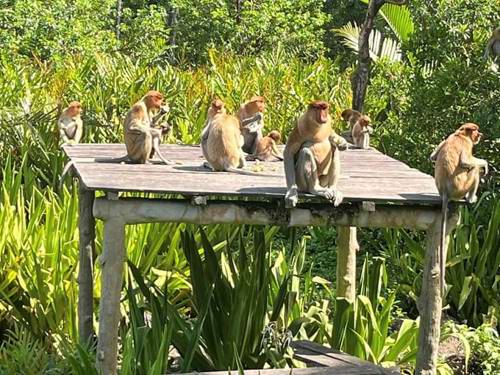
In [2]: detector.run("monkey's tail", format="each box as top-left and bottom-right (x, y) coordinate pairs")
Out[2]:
(95, 155), (130, 163)
(225, 167), (264, 176)
(59, 160), (74, 191)
(440, 194), (449, 296)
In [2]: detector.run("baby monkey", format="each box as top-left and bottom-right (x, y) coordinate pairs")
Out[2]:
(430, 123), (488, 294)
(58, 101), (83, 145)
(284, 100), (348, 208)
(247, 130), (283, 162)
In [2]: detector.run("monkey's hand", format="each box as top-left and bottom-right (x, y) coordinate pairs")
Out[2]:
(285, 186), (299, 208)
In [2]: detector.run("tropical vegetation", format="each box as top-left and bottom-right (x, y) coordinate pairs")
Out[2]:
(0, 0), (498, 374)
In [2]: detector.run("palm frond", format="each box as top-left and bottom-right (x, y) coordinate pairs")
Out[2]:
(360, 0), (414, 42)
(334, 22), (402, 62)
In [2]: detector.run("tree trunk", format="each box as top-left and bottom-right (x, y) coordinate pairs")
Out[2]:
(351, 0), (384, 111)
(115, 0), (123, 40)
(235, 0), (243, 24)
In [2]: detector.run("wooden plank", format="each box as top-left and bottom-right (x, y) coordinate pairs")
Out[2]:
(178, 367), (382, 374)
(291, 341), (398, 375)
(64, 144), (442, 205)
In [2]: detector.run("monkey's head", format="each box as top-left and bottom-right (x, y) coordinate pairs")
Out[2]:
(246, 96), (265, 114)
(340, 109), (353, 121)
(309, 100), (330, 124)
(359, 115), (372, 128)
(67, 101), (82, 117)
(143, 90), (164, 110)
(267, 130), (281, 143)
(458, 123), (483, 144)
(208, 99), (226, 118)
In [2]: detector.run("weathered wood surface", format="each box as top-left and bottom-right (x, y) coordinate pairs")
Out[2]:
(291, 340), (398, 374)
(178, 341), (396, 375)
(64, 144), (440, 205)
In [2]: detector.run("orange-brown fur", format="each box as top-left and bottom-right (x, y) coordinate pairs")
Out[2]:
(351, 114), (372, 149)
(204, 99), (246, 171)
(284, 100), (347, 207)
(252, 130), (283, 161)
(58, 101), (83, 144)
(123, 90), (172, 164)
(431, 122), (488, 294)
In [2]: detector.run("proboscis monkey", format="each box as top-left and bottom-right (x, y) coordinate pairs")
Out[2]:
(122, 90), (173, 164)
(237, 96), (265, 155)
(58, 101), (83, 145)
(351, 114), (373, 149)
(340, 109), (363, 134)
(203, 99), (247, 172)
(430, 123), (488, 294)
(284, 100), (348, 208)
(247, 130), (283, 161)
(484, 27), (500, 59)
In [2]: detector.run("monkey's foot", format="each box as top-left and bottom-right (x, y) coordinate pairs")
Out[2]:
(203, 161), (214, 171)
(466, 194), (478, 204)
(285, 187), (299, 208)
(333, 191), (343, 207)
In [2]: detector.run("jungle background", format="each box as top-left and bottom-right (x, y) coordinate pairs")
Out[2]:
(0, 0), (499, 374)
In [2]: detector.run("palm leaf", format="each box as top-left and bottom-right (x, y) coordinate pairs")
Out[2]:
(360, 0), (414, 42)
(334, 22), (402, 62)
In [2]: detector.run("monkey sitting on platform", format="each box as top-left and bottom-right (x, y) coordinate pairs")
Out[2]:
(284, 100), (348, 208)
(237, 96), (265, 157)
(123, 90), (173, 164)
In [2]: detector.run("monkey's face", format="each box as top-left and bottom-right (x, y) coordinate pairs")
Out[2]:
(359, 116), (372, 128)
(309, 100), (330, 124)
(268, 131), (281, 143)
(209, 99), (226, 117)
(67, 101), (82, 117)
(145, 92), (164, 110)
(250, 96), (265, 113)
(459, 123), (482, 144)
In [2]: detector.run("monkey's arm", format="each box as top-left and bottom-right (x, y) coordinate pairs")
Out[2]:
(329, 133), (348, 151)
(484, 37), (494, 59)
(284, 129), (303, 207)
(201, 120), (212, 141)
(364, 126), (373, 134)
(151, 107), (169, 127)
(430, 140), (446, 162)
(472, 157), (489, 175)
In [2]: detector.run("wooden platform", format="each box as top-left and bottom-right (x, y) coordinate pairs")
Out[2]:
(179, 341), (397, 374)
(63, 144), (440, 205)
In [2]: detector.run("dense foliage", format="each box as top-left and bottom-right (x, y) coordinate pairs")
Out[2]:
(0, 0), (498, 374)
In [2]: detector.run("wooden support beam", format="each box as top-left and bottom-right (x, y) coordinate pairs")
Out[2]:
(336, 227), (359, 302)
(96, 218), (126, 375)
(93, 198), (439, 230)
(78, 186), (96, 345)
(415, 209), (459, 375)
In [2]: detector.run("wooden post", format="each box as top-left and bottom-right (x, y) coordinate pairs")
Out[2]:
(415, 210), (459, 374)
(336, 227), (359, 302)
(96, 218), (126, 375)
(78, 186), (96, 345)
